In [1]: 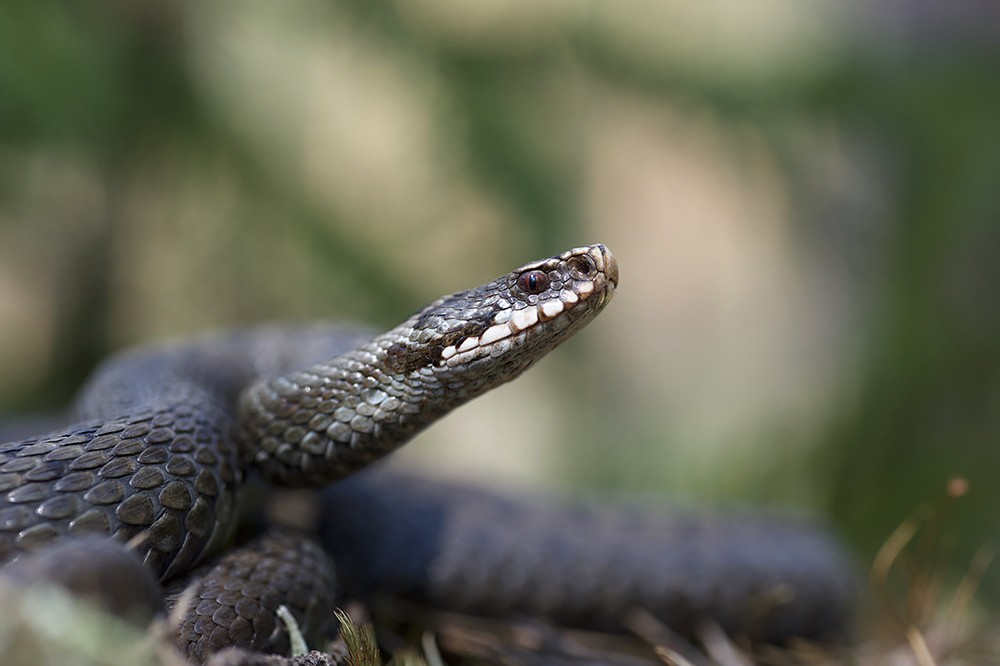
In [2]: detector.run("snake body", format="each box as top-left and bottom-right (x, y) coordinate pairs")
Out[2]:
(0, 244), (856, 661)
(319, 471), (855, 646)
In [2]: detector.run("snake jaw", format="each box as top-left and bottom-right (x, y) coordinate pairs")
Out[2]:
(379, 244), (617, 377)
(427, 243), (617, 374)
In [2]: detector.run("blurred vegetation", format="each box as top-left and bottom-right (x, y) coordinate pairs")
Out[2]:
(1, 0), (999, 629)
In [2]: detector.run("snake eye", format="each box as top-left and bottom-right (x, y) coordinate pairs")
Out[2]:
(568, 256), (596, 280)
(517, 270), (550, 295)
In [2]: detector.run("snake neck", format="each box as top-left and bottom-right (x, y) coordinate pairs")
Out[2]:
(239, 244), (618, 487)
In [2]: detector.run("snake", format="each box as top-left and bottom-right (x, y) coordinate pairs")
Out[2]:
(0, 244), (856, 662)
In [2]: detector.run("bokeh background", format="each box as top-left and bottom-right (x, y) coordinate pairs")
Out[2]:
(1, 0), (999, 622)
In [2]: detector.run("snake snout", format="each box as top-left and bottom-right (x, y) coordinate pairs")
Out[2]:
(595, 243), (619, 288)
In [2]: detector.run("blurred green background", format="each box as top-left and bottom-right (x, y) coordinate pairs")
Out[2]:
(1, 0), (999, 612)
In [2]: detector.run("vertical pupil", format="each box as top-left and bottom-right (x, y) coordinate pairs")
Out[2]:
(519, 270), (548, 294)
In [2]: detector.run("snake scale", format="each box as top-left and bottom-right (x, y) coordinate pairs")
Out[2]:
(0, 244), (856, 662)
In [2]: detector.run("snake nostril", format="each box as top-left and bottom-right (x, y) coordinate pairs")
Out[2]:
(568, 256), (596, 280)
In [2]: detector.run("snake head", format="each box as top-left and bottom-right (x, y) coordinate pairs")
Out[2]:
(383, 244), (618, 387)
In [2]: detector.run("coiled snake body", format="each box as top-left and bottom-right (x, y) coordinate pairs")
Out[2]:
(0, 245), (855, 661)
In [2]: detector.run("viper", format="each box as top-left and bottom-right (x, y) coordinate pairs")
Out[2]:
(0, 244), (855, 662)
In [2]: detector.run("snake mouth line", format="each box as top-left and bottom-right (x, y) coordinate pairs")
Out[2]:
(436, 244), (617, 369)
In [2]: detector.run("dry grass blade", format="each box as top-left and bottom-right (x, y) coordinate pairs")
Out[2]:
(420, 632), (444, 666)
(905, 626), (937, 666)
(860, 478), (1000, 666)
(655, 645), (698, 666)
(870, 516), (919, 628)
(941, 545), (994, 651)
(698, 621), (752, 666)
(624, 608), (710, 666)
